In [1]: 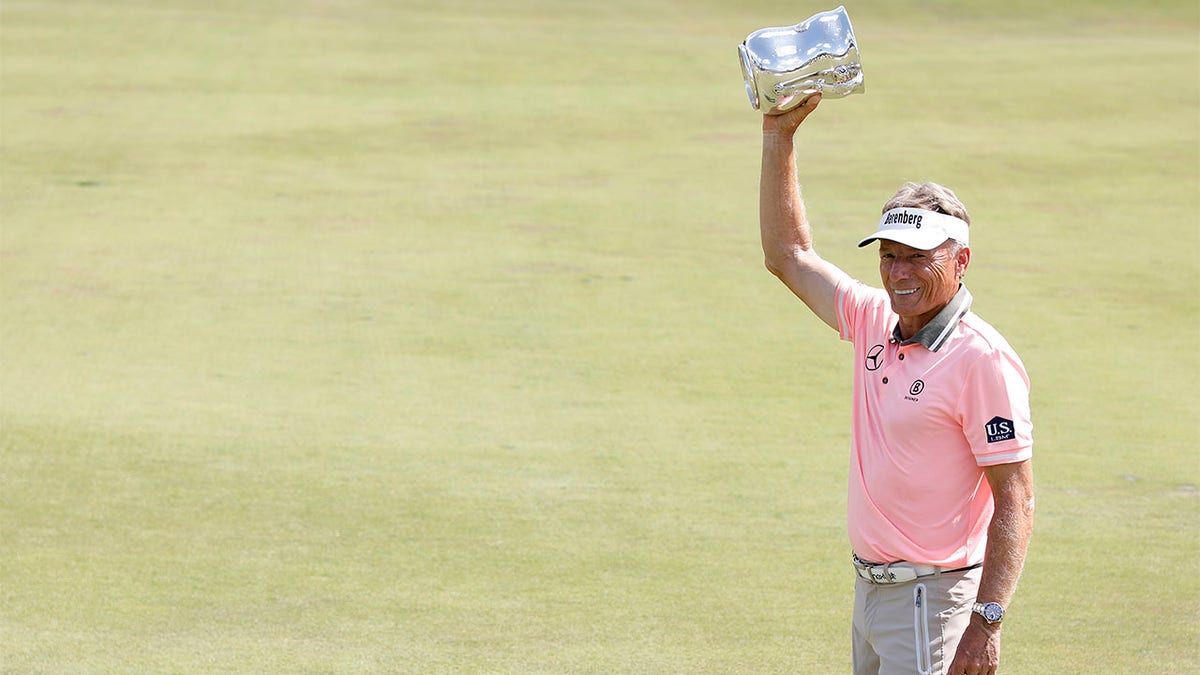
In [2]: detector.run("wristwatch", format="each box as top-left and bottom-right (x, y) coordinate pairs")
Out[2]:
(972, 601), (1005, 624)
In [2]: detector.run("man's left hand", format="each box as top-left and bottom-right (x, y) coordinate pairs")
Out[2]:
(948, 619), (1002, 674)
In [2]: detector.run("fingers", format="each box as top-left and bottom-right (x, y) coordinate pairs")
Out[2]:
(952, 656), (1000, 673)
(791, 93), (822, 122)
(762, 93), (822, 136)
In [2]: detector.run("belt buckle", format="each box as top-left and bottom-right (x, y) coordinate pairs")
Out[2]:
(857, 561), (919, 585)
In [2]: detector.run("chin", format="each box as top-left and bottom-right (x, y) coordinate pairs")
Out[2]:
(887, 292), (920, 310)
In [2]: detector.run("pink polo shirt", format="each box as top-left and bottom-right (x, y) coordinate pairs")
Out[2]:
(835, 279), (1032, 568)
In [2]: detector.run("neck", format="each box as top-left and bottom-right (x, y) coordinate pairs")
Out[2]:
(896, 317), (924, 341)
(896, 303), (948, 341)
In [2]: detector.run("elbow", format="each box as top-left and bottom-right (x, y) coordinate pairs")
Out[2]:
(1012, 486), (1036, 533)
(764, 256), (787, 280)
(1012, 484), (1036, 522)
(763, 247), (803, 280)
(1019, 474), (1036, 520)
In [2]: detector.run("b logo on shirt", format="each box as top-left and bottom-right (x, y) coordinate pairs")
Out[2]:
(865, 344), (884, 371)
(985, 416), (1015, 443)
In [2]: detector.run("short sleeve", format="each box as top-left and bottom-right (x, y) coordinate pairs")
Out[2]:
(836, 278), (876, 343)
(958, 348), (1033, 466)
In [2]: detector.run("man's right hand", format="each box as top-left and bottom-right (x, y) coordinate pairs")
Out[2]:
(762, 93), (822, 137)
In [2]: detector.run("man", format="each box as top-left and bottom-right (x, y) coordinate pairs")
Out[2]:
(759, 93), (1035, 675)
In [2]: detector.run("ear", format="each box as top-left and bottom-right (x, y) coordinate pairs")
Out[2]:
(956, 246), (972, 278)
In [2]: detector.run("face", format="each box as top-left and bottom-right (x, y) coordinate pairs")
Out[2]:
(878, 239), (970, 332)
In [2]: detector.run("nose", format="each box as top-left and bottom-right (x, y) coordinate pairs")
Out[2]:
(888, 258), (913, 282)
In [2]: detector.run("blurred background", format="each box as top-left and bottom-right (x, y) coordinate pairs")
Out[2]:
(2, 1), (1197, 671)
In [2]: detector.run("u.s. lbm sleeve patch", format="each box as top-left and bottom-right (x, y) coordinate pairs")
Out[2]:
(985, 417), (1016, 443)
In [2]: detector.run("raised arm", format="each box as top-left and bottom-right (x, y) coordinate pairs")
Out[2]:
(760, 94), (851, 330)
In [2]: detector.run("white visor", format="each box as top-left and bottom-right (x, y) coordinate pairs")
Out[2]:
(857, 208), (970, 249)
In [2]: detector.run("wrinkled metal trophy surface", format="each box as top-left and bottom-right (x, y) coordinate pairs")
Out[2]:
(739, 6), (864, 114)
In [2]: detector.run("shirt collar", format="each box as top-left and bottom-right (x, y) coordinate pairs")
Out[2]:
(890, 284), (973, 352)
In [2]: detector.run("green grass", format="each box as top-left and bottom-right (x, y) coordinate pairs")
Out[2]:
(2, 0), (1197, 672)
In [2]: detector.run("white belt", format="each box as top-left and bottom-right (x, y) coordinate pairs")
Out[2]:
(852, 554), (981, 585)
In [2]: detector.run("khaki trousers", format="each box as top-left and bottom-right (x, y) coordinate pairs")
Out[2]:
(852, 566), (981, 675)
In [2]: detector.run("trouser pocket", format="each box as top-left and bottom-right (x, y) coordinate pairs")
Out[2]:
(913, 582), (933, 675)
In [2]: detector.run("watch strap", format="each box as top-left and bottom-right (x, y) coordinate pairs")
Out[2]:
(972, 601), (1005, 623)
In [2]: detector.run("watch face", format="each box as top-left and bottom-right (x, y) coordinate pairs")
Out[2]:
(982, 603), (1004, 622)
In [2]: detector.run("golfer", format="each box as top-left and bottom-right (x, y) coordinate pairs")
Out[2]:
(758, 94), (1035, 675)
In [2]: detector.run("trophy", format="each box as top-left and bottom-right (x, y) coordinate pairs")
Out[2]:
(738, 6), (865, 114)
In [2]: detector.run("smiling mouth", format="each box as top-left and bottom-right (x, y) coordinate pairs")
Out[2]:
(894, 288), (919, 296)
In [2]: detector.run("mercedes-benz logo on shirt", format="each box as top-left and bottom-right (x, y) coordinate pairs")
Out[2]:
(865, 344), (884, 371)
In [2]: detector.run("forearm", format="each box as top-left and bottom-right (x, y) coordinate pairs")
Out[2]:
(759, 132), (813, 272)
(976, 462), (1035, 609)
(951, 458), (1034, 673)
(756, 96), (844, 328)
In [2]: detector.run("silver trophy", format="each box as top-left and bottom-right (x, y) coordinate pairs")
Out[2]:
(738, 6), (864, 114)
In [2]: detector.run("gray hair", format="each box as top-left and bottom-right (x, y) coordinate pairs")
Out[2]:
(882, 182), (971, 225)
